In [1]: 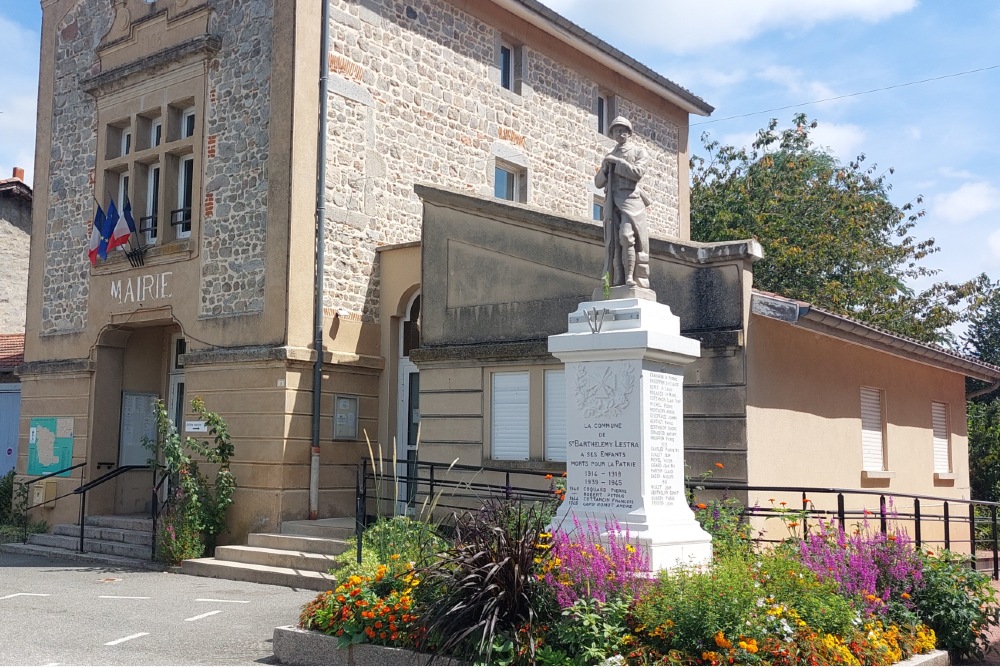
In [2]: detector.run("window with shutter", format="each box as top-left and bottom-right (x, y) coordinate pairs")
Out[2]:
(931, 402), (951, 474)
(544, 370), (566, 462)
(492, 371), (530, 461)
(860, 387), (886, 472)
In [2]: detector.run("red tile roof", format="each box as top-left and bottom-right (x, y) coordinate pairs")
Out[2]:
(0, 333), (25, 370)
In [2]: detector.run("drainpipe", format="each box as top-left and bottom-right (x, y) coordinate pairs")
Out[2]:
(968, 381), (1000, 401)
(310, 0), (331, 520)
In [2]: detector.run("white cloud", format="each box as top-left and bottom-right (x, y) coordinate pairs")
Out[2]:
(544, 0), (916, 54)
(809, 123), (866, 162)
(931, 182), (1000, 225)
(987, 228), (1000, 262)
(0, 15), (39, 186)
(755, 65), (846, 111)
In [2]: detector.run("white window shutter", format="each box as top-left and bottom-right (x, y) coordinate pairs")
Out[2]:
(932, 402), (951, 473)
(492, 372), (529, 460)
(860, 387), (886, 471)
(544, 370), (566, 462)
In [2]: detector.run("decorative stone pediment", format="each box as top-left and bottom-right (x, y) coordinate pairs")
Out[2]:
(98, 0), (212, 72)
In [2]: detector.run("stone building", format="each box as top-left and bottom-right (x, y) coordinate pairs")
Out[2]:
(23, 0), (998, 558)
(21, 0), (712, 536)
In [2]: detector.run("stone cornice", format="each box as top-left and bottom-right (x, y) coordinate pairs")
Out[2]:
(82, 34), (222, 96)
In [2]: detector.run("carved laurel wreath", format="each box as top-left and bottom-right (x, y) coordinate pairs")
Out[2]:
(574, 364), (635, 418)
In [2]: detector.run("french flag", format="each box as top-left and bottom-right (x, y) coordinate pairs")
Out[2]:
(108, 196), (136, 251)
(88, 204), (106, 266)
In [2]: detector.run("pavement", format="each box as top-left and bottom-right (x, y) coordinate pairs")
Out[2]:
(0, 550), (320, 666)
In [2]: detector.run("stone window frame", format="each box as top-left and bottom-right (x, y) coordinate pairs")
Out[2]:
(92, 76), (205, 271)
(484, 364), (567, 466)
(490, 143), (530, 204)
(494, 34), (529, 100)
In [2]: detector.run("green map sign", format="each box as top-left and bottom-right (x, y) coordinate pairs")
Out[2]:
(27, 417), (74, 477)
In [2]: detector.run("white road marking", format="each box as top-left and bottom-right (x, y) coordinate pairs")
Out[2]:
(0, 593), (51, 600)
(98, 596), (151, 600)
(195, 598), (249, 604)
(105, 632), (149, 646)
(184, 610), (222, 622)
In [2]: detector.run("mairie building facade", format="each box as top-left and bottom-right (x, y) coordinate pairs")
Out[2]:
(21, 0), (714, 536)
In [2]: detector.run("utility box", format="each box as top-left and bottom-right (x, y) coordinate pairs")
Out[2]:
(32, 480), (57, 508)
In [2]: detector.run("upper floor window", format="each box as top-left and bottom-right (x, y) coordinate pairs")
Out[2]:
(593, 195), (605, 221)
(596, 92), (616, 135)
(181, 107), (196, 139)
(497, 38), (524, 95)
(150, 119), (162, 148)
(931, 402), (951, 474)
(495, 161), (526, 203)
(121, 128), (132, 156)
(499, 43), (513, 91)
(174, 156), (194, 239)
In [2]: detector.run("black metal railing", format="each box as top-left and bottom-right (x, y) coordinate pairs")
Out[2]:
(72, 465), (148, 554)
(354, 460), (1000, 578)
(17, 462), (87, 543)
(150, 466), (172, 561)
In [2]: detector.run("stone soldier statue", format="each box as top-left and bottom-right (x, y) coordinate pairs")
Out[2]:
(595, 116), (651, 289)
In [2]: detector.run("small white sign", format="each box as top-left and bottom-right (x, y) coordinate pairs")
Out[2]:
(185, 420), (208, 433)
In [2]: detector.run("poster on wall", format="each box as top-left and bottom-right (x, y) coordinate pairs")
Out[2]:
(27, 417), (74, 476)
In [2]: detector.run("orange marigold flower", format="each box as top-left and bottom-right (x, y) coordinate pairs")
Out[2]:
(788, 521), (799, 528)
(780, 501), (787, 507)
(887, 534), (897, 542)
(714, 631), (732, 649)
(901, 592), (911, 600)
(545, 474), (553, 479)
(768, 498), (775, 503)
(715, 462), (724, 469)
(696, 503), (707, 510)
(561, 471), (567, 477)
(802, 498), (812, 504)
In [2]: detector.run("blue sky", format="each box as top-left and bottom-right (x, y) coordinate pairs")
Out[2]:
(2, 1), (999, 289)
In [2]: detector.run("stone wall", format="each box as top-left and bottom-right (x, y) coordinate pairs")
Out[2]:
(0, 194), (31, 333)
(323, 0), (685, 322)
(200, 0), (274, 318)
(40, 3), (112, 335)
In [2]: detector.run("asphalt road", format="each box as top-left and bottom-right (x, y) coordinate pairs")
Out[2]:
(0, 551), (319, 666)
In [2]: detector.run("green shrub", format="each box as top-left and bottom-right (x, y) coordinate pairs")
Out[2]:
(0, 469), (14, 524)
(913, 549), (1000, 662)
(757, 549), (860, 637)
(692, 495), (755, 559)
(330, 516), (445, 583)
(543, 597), (632, 665)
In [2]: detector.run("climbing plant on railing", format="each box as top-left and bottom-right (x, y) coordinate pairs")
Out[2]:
(144, 396), (237, 562)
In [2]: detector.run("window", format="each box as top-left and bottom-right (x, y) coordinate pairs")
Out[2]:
(174, 156), (194, 238)
(593, 196), (605, 221)
(860, 387), (887, 472)
(143, 165), (160, 244)
(118, 172), (130, 210)
(492, 372), (530, 460)
(544, 370), (566, 462)
(121, 128), (132, 156)
(151, 120), (162, 148)
(499, 43), (513, 90)
(931, 402), (951, 474)
(495, 162), (526, 203)
(181, 107), (196, 139)
(596, 93), (616, 135)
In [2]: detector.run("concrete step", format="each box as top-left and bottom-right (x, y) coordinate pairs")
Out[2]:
(247, 532), (350, 556)
(28, 532), (153, 560)
(280, 517), (356, 540)
(53, 523), (153, 546)
(84, 515), (153, 532)
(180, 557), (338, 591)
(214, 544), (343, 572)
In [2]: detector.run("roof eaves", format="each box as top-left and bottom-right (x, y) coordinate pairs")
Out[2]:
(750, 290), (1000, 382)
(495, 0), (714, 116)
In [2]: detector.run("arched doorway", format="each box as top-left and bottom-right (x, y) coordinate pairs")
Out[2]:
(396, 293), (420, 512)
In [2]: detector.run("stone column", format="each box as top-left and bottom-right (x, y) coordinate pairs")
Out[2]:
(548, 295), (712, 571)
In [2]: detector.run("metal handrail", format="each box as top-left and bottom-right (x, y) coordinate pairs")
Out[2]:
(18, 461), (87, 543)
(356, 458), (1000, 578)
(72, 464), (148, 554)
(150, 466), (171, 560)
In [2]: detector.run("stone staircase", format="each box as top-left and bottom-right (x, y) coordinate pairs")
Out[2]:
(180, 517), (354, 591)
(25, 515), (155, 561)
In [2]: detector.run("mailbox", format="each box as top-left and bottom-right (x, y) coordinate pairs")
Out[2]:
(32, 480), (57, 508)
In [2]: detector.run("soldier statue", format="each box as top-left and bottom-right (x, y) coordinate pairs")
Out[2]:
(595, 116), (651, 290)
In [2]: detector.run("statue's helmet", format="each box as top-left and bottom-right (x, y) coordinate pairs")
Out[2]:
(609, 116), (633, 133)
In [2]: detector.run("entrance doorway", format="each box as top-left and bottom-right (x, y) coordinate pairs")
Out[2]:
(396, 294), (420, 511)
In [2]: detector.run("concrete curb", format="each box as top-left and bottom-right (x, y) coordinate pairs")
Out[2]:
(272, 626), (461, 666)
(272, 625), (950, 667)
(0, 541), (168, 571)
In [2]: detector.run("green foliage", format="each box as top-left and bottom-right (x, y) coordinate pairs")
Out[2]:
(416, 497), (553, 664)
(759, 549), (859, 638)
(544, 597), (632, 665)
(691, 113), (986, 343)
(330, 516), (446, 583)
(913, 549), (1000, 662)
(144, 396), (237, 562)
(968, 398), (1000, 503)
(0, 470), (14, 525)
(692, 495), (754, 559)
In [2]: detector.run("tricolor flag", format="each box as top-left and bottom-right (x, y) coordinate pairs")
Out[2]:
(101, 198), (120, 260)
(108, 196), (135, 250)
(88, 204), (106, 266)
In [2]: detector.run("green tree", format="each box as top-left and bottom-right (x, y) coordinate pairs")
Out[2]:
(691, 114), (985, 343)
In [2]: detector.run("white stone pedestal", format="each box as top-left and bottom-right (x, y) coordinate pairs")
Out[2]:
(548, 297), (712, 571)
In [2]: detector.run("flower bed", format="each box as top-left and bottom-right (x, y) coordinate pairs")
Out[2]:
(295, 497), (999, 665)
